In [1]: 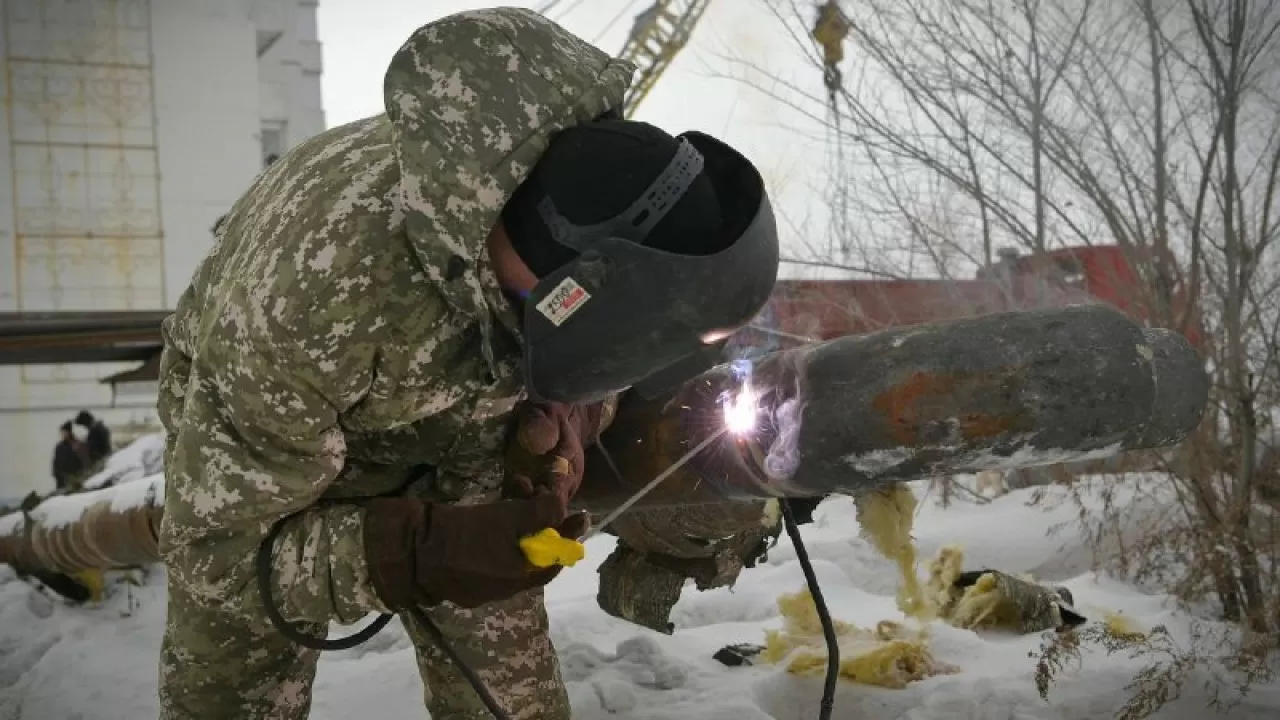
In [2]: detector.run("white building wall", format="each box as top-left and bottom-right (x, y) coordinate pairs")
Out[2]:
(257, 0), (326, 159)
(0, 0), (325, 502)
(153, 0), (263, 309)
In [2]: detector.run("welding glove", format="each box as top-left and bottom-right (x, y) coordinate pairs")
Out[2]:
(363, 492), (589, 610)
(504, 397), (617, 505)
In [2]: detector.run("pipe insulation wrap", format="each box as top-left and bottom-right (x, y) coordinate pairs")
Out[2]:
(0, 479), (164, 572)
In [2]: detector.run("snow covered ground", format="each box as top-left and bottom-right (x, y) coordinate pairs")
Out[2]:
(2, 444), (1279, 719)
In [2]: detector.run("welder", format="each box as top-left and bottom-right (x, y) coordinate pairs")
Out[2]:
(154, 7), (780, 720)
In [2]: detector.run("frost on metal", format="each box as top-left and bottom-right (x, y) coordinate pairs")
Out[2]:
(844, 448), (918, 476)
(963, 442), (1126, 471)
(843, 435), (1127, 480)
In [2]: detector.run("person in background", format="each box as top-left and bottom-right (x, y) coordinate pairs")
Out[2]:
(73, 410), (113, 467)
(52, 420), (86, 492)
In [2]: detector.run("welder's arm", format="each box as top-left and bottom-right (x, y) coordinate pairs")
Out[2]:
(158, 329), (387, 626)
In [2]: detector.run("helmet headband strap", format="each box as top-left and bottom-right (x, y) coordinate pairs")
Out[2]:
(535, 137), (706, 252)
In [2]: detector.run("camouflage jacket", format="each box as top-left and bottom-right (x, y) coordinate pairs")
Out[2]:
(156, 8), (634, 625)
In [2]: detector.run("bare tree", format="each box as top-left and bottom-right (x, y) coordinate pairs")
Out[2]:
(722, 0), (1280, 714)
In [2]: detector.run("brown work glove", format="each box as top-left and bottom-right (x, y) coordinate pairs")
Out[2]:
(363, 493), (589, 610)
(505, 398), (615, 504)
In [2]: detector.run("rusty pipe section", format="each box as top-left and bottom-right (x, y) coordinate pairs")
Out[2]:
(0, 482), (164, 574)
(572, 305), (1208, 512)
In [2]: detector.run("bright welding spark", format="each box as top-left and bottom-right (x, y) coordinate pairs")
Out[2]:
(724, 380), (760, 435)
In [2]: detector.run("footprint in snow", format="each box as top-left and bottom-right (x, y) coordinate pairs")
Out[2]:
(561, 636), (691, 713)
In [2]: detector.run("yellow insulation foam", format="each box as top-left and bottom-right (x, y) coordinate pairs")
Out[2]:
(761, 486), (957, 688)
(760, 485), (1121, 689)
(925, 547), (1021, 630)
(1102, 611), (1146, 640)
(69, 568), (105, 603)
(761, 588), (958, 689)
(855, 485), (930, 619)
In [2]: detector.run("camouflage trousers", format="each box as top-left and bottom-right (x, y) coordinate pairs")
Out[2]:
(158, 580), (567, 720)
(156, 500), (776, 720)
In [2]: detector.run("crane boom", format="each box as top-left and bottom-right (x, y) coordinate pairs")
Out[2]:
(617, 1), (713, 118)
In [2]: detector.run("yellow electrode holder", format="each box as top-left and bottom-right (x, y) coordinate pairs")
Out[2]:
(520, 528), (586, 568)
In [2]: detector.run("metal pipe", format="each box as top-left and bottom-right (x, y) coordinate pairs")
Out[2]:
(3, 305), (1208, 580)
(0, 492), (163, 573)
(571, 305), (1208, 512)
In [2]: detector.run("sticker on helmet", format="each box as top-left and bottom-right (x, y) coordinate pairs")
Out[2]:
(535, 276), (592, 327)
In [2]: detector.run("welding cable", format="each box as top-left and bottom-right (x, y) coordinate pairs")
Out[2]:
(255, 502), (836, 720)
(255, 514), (395, 650)
(255, 512), (514, 718)
(740, 424), (838, 718)
(406, 606), (512, 719)
(780, 498), (839, 720)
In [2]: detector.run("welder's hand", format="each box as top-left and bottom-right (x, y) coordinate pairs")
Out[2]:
(505, 397), (617, 504)
(363, 493), (588, 610)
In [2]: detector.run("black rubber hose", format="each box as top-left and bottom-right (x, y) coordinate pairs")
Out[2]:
(256, 515), (509, 718)
(406, 606), (511, 720)
(780, 498), (838, 719)
(255, 513), (394, 651)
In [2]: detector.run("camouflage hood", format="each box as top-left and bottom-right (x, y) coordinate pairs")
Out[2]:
(385, 8), (635, 371)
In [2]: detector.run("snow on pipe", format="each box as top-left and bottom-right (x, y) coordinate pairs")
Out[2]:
(570, 304), (1209, 512)
(0, 476), (164, 574)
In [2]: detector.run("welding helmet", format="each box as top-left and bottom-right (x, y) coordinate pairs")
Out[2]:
(503, 121), (779, 404)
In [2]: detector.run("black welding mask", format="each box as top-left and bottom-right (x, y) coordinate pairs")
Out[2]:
(514, 130), (779, 404)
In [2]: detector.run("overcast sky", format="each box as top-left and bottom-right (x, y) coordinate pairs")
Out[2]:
(314, 0), (835, 271)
